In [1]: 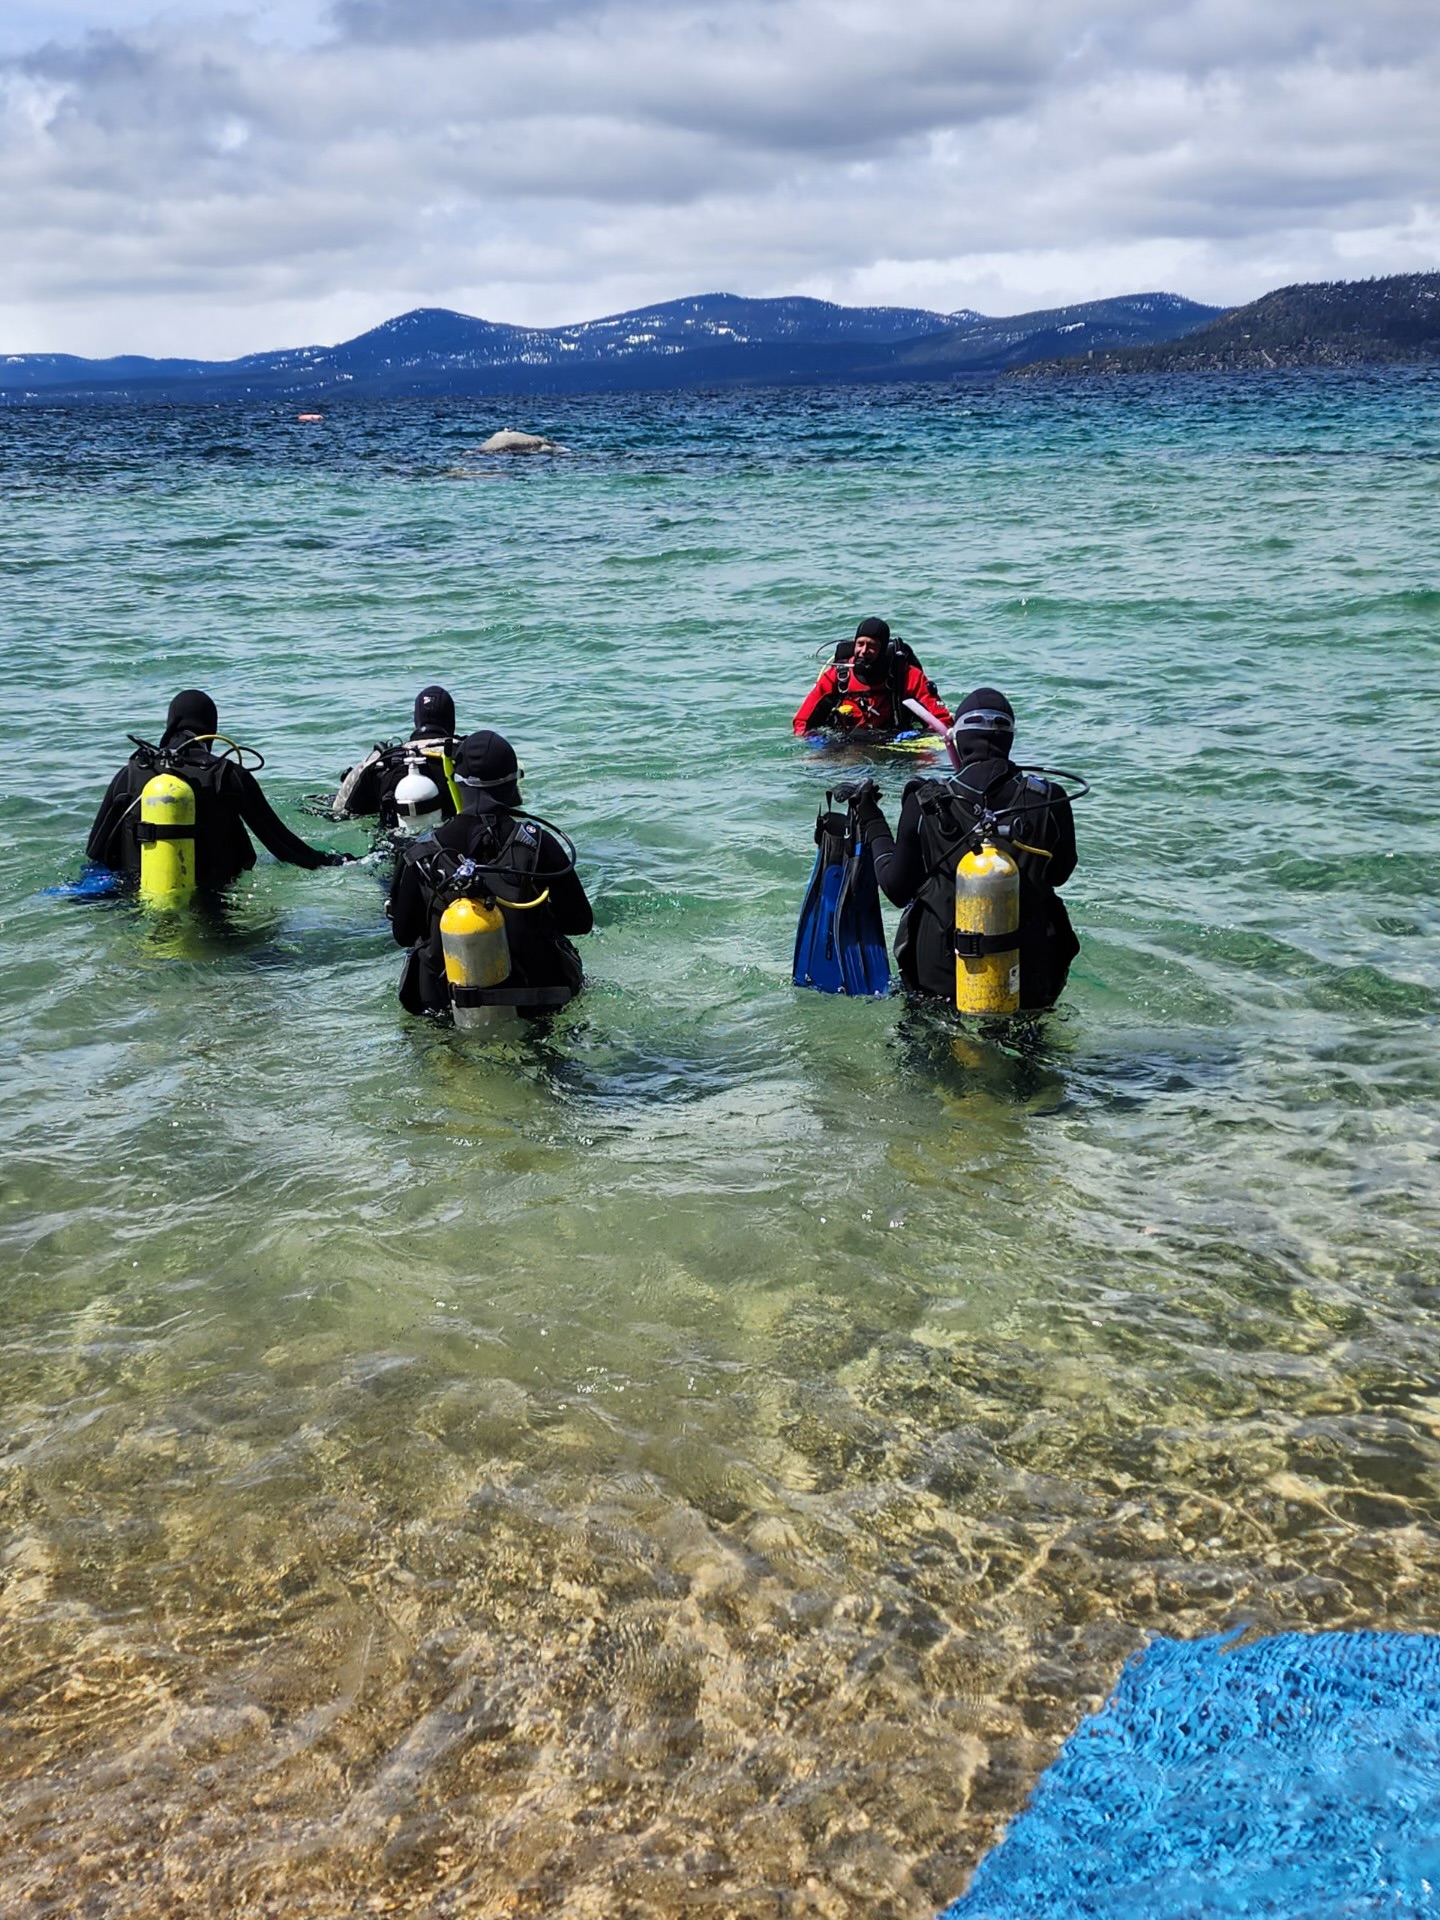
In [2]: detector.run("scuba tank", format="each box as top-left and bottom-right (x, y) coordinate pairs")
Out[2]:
(440, 895), (513, 1029)
(393, 753), (443, 837)
(138, 773), (196, 908)
(954, 838), (1020, 1015)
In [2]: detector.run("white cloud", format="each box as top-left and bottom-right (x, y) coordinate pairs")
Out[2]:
(1, 0), (1437, 356)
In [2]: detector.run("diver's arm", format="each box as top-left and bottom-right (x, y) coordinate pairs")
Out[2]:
(862, 781), (926, 906)
(901, 665), (952, 728)
(541, 833), (594, 936)
(85, 767), (131, 866)
(792, 669), (838, 735)
(1045, 790), (1077, 888)
(390, 858), (428, 945)
(235, 768), (331, 869)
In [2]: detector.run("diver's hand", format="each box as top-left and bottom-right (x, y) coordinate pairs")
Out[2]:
(833, 778), (881, 808)
(320, 851), (357, 866)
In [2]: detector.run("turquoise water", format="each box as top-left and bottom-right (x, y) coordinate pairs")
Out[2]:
(2, 372), (1439, 1915)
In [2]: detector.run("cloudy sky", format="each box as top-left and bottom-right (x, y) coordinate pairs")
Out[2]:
(3, 0), (1437, 358)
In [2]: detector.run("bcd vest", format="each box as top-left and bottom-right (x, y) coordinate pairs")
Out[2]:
(398, 813), (582, 1016)
(896, 767), (1078, 1008)
(88, 739), (256, 890)
(819, 639), (939, 732)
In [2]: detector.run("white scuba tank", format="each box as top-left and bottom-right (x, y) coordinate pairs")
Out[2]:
(393, 756), (443, 837)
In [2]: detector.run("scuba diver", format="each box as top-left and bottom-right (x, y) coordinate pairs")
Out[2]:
(389, 729), (593, 1022)
(792, 617), (953, 737)
(843, 688), (1081, 1011)
(331, 684), (462, 833)
(86, 690), (347, 893)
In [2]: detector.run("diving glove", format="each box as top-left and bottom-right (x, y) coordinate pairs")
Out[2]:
(832, 778), (881, 808)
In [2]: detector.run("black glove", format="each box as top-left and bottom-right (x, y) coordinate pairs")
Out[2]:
(832, 778), (881, 808)
(319, 850), (355, 866)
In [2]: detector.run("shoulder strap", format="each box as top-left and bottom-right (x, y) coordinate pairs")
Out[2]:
(909, 777), (988, 893)
(173, 742), (228, 794)
(888, 639), (939, 701)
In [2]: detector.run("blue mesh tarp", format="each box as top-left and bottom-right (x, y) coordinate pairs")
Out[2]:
(942, 1631), (1440, 1920)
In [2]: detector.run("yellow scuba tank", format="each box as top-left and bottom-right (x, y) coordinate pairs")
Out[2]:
(138, 772), (196, 908)
(954, 838), (1020, 1015)
(440, 896), (511, 1029)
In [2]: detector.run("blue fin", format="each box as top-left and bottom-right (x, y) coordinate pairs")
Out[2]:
(41, 863), (126, 901)
(792, 806), (849, 992)
(794, 804), (890, 996)
(836, 832), (891, 996)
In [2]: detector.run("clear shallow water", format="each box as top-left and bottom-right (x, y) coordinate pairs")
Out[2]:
(1, 372), (1439, 1916)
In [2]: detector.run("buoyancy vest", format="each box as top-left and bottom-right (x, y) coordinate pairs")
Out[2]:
(816, 638), (941, 732)
(88, 738), (256, 890)
(398, 812), (583, 1017)
(896, 767), (1079, 1009)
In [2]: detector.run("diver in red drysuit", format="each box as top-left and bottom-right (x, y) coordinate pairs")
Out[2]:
(792, 617), (953, 736)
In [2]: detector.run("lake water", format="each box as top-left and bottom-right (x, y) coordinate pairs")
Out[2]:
(2, 371), (1438, 1916)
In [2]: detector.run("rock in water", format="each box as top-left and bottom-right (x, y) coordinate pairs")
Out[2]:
(476, 430), (562, 454)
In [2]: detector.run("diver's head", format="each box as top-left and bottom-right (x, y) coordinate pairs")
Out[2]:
(453, 729), (523, 808)
(162, 689), (218, 745)
(851, 616), (891, 681)
(951, 687), (1015, 761)
(413, 684), (455, 738)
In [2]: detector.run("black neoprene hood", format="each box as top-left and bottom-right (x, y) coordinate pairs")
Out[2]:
(413, 685), (455, 735)
(163, 689), (218, 740)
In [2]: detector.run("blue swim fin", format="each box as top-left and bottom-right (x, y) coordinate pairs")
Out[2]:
(41, 863), (126, 902)
(792, 803), (849, 992)
(836, 822), (891, 996)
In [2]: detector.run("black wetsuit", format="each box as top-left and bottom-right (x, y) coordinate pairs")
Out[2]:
(390, 794), (593, 1018)
(87, 731), (331, 892)
(858, 753), (1078, 1009)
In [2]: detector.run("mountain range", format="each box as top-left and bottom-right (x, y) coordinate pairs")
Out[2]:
(1021, 273), (1440, 376)
(0, 291), (1222, 404)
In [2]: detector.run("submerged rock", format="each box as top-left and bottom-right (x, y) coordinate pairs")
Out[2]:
(476, 429), (564, 454)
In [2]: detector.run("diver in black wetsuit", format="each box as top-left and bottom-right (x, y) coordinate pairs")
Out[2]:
(332, 685), (460, 828)
(86, 690), (345, 892)
(849, 687), (1080, 1010)
(390, 729), (593, 1019)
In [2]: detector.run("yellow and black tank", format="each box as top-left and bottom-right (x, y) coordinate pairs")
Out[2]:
(440, 896), (512, 1028)
(954, 838), (1020, 1015)
(138, 773), (196, 908)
